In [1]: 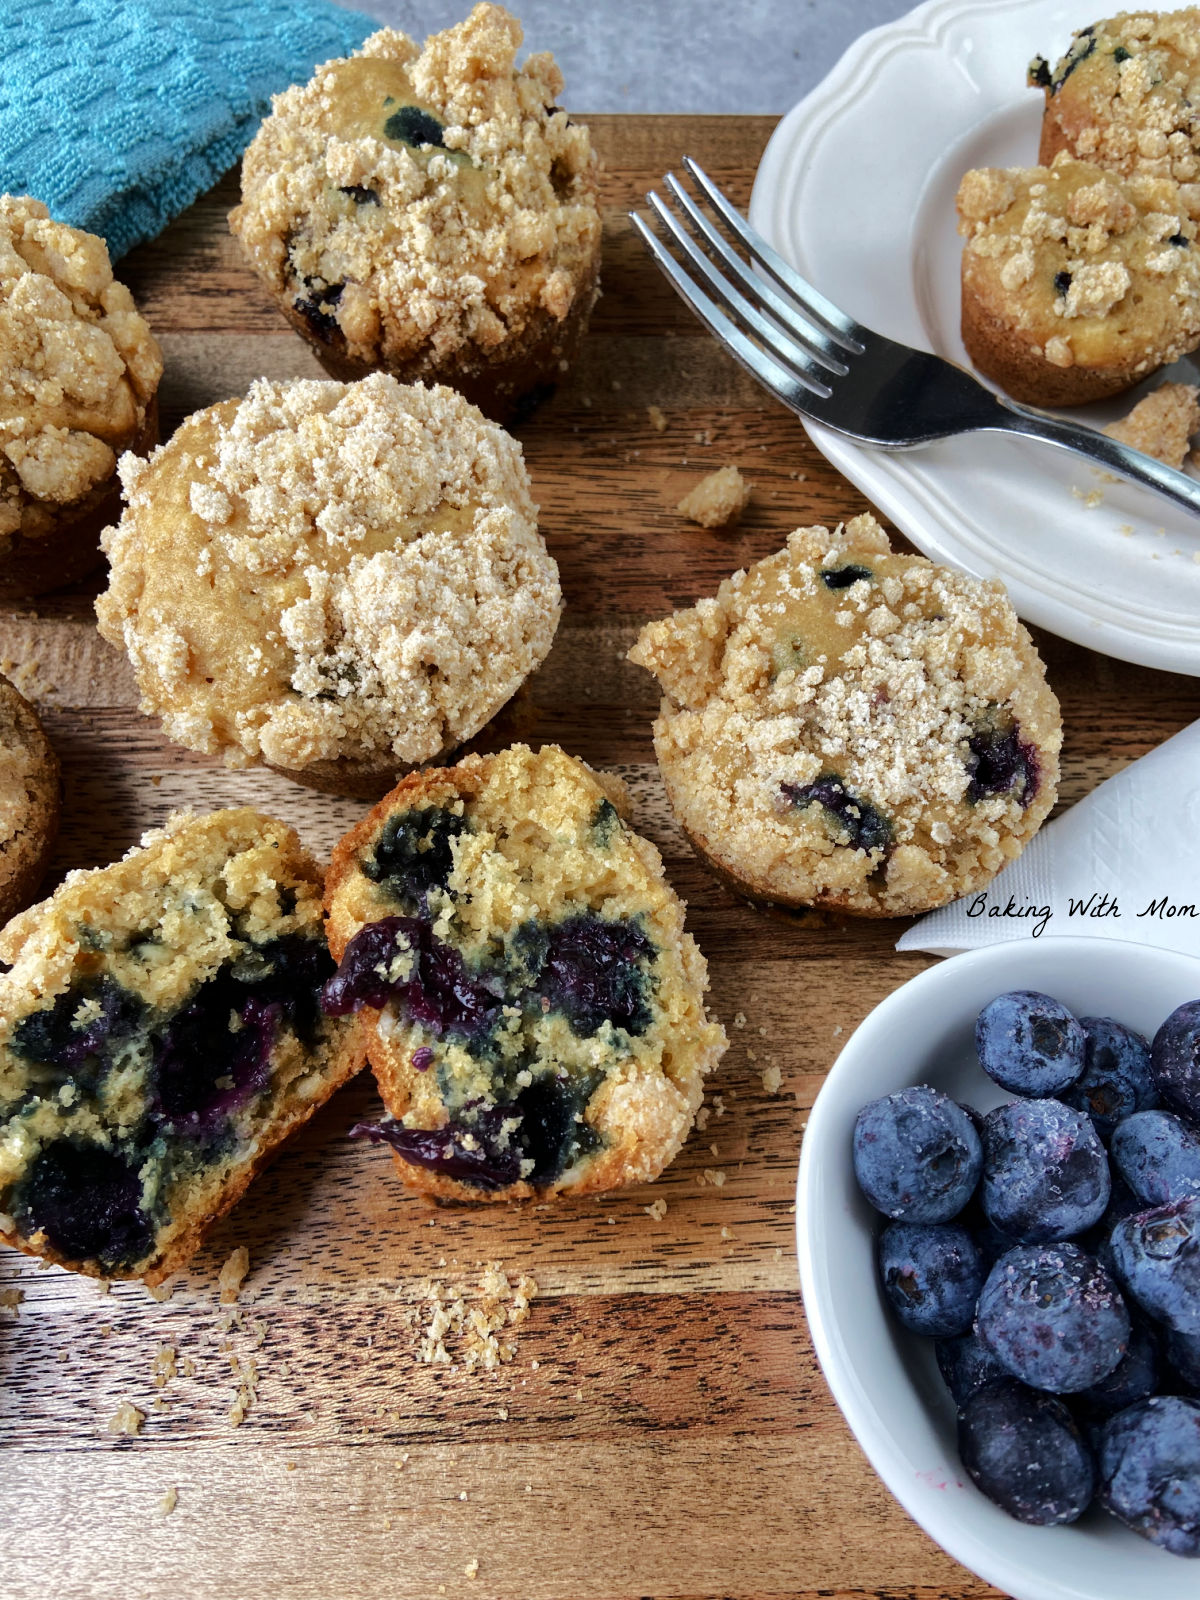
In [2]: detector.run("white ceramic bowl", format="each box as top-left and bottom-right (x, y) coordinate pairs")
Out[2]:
(796, 937), (1200, 1600)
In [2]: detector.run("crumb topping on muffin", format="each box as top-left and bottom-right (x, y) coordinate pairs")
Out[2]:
(1105, 379), (1200, 464)
(230, 4), (600, 376)
(0, 196), (161, 551)
(96, 375), (562, 773)
(629, 516), (1061, 916)
(956, 157), (1200, 373)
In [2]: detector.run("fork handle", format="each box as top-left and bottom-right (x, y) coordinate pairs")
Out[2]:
(983, 399), (1200, 520)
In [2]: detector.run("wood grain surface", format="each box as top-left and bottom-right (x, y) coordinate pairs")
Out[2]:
(1, 114), (1198, 1600)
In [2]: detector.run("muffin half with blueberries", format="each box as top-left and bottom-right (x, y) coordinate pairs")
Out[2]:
(0, 195), (161, 597)
(0, 809), (366, 1285)
(1030, 11), (1200, 197)
(322, 743), (727, 1202)
(96, 374), (561, 797)
(628, 515), (1061, 917)
(229, 4), (601, 420)
(956, 157), (1200, 404)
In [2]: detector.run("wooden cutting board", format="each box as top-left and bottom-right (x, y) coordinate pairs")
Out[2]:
(1, 114), (1198, 1600)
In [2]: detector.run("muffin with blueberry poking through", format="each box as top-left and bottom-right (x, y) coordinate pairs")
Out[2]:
(0, 809), (366, 1285)
(95, 374), (561, 798)
(322, 743), (727, 1203)
(0, 195), (161, 597)
(628, 515), (1061, 917)
(1030, 11), (1200, 200)
(0, 675), (59, 925)
(229, 4), (601, 421)
(956, 157), (1200, 404)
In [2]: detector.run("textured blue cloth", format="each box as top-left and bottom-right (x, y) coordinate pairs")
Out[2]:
(0, 0), (375, 260)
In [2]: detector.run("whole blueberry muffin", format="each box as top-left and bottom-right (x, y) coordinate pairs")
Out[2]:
(0, 809), (366, 1285)
(1030, 12), (1200, 203)
(0, 675), (59, 925)
(95, 375), (561, 797)
(0, 196), (161, 597)
(956, 157), (1200, 403)
(628, 516), (1061, 917)
(229, 5), (601, 420)
(323, 743), (727, 1202)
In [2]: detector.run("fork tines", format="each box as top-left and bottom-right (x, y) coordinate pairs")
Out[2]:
(630, 155), (864, 403)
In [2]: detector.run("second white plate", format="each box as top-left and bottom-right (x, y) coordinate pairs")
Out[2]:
(749, 0), (1200, 676)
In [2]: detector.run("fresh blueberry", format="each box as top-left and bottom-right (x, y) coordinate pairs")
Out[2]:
(1152, 1000), (1200, 1125)
(1165, 1327), (1200, 1394)
(1110, 1197), (1200, 1334)
(1062, 1016), (1157, 1140)
(975, 1243), (1130, 1393)
(1098, 1395), (1200, 1555)
(936, 1331), (1010, 1405)
(1076, 1314), (1160, 1416)
(975, 992), (1085, 1096)
(363, 807), (466, 908)
(781, 774), (892, 855)
(964, 717), (1040, 807)
(877, 1221), (983, 1337)
(15, 1139), (155, 1268)
(1111, 1111), (1200, 1207)
(852, 1085), (982, 1223)
(980, 1098), (1109, 1243)
(958, 1379), (1095, 1525)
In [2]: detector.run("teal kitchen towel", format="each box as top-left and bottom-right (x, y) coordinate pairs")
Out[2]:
(0, 0), (375, 260)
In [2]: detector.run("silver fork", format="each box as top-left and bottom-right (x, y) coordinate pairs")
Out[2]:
(631, 156), (1200, 520)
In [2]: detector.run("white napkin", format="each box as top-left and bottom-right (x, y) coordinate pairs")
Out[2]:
(897, 718), (1200, 959)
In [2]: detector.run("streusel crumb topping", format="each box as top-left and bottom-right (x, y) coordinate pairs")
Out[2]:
(1105, 379), (1200, 464)
(96, 375), (561, 772)
(230, 4), (600, 372)
(0, 196), (161, 549)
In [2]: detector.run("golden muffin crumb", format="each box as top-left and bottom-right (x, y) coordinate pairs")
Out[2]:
(96, 375), (561, 785)
(324, 743), (727, 1203)
(676, 465), (751, 529)
(230, 5), (600, 414)
(1105, 379), (1200, 463)
(629, 515), (1061, 916)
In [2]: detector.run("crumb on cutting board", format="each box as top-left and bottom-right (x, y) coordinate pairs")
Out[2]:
(218, 1246), (250, 1304)
(107, 1401), (146, 1436)
(1105, 381), (1200, 468)
(676, 465), (751, 528)
(159, 1487), (178, 1517)
(647, 404), (667, 432)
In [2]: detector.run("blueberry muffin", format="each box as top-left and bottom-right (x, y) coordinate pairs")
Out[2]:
(1030, 12), (1200, 205)
(0, 809), (366, 1285)
(323, 743), (727, 1202)
(628, 516), (1061, 918)
(229, 5), (601, 421)
(0, 675), (59, 925)
(956, 157), (1200, 403)
(0, 196), (161, 597)
(95, 375), (561, 798)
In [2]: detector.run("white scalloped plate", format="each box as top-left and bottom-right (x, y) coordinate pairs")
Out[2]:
(749, 0), (1200, 676)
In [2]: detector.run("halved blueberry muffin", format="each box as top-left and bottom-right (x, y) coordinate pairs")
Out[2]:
(628, 516), (1061, 917)
(323, 744), (726, 1202)
(0, 809), (366, 1284)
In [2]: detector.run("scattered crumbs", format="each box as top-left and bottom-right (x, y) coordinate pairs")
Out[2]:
(1070, 484), (1105, 509)
(464, 1559), (479, 1580)
(612, 379), (621, 391)
(459, 1491), (468, 1502)
(702, 1169), (726, 1188)
(1194, 551), (1200, 564)
(713, 1095), (726, 1118)
(732, 1012), (746, 1029)
(107, 1401), (146, 1437)
(95, 1279), (111, 1297)
(789, 469), (807, 480)
(762, 1064), (783, 1095)
(416, 1262), (538, 1371)
(497, 1406), (509, 1421)
(152, 1345), (177, 1389)
(0, 1287), (23, 1312)
(774, 1247), (783, 1261)
(644, 1197), (668, 1221)
(180, 1356), (197, 1378)
(788, 1204), (797, 1214)
(286, 1462), (297, 1472)
(580, 396), (592, 408)
(647, 404), (667, 432)
(99, 1324), (113, 1337)
(57, 1349), (69, 1363)
(530, 1360), (540, 1371)
(720, 1227), (735, 1241)
(1118, 523), (1136, 536)
(709, 1143), (719, 1157)
(525, 1483), (533, 1493)
(573, 1389), (583, 1403)
(693, 428), (713, 445)
(159, 1487), (177, 1517)
(747, 1047), (758, 1062)
(146, 1280), (173, 1303)
(694, 1105), (711, 1131)
(606, 1216), (616, 1225)
(676, 464), (751, 528)
(758, 1025), (768, 1037)
(218, 1246), (250, 1304)
(150, 774), (163, 787)
(832, 1025), (843, 1037)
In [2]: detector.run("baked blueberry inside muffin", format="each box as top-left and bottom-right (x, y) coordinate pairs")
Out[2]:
(323, 744), (727, 1201)
(0, 809), (365, 1284)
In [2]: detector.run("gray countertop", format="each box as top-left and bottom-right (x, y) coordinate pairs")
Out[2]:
(336, 0), (920, 113)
